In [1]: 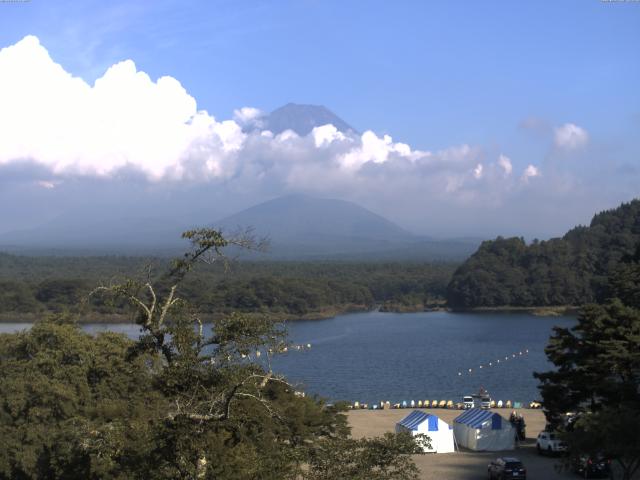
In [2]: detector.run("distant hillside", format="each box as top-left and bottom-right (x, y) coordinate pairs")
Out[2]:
(253, 103), (357, 136)
(215, 194), (480, 261)
(0, 193), (478, 260)
(216, 194), (408, 254)
(446, 199), (640, 308)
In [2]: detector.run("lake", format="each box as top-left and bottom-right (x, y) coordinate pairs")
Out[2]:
(0, 311), (574, 405)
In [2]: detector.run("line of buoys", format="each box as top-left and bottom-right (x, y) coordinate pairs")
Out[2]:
(456, 349), (530, 376)
(266, 343), (312, 355)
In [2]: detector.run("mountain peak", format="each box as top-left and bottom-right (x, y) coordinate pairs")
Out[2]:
(215, 195), (412, 256)
(260, 103), (357, 136)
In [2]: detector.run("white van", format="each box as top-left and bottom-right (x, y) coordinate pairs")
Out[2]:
(474, 396), (491, 409)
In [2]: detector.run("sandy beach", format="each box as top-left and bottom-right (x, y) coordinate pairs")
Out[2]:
(347, 408), (605, 480)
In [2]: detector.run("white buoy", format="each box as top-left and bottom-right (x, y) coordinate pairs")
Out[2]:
(468, 368), (473, 373)
(307, 343), (311, 348)
(458, 372), (462, 376)
(256, 350), (261, 357)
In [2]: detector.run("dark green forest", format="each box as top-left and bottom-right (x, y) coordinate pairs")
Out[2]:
(447, 199), (640, 308)
(4, 199), (640, 316)
(0, 229), (425, 479)
(534, 244), (640, 480)
(0, 255), (455, 320)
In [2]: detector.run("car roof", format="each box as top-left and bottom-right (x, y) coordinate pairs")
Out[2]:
(501, 457), (521, 462)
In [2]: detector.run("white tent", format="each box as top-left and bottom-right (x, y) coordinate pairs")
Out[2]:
(453, 408), (515, 451)
(395, 410), (455, 453)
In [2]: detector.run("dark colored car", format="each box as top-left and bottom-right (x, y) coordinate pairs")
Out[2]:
(488, 457), (527, 480)
(572, 455), (611, 478)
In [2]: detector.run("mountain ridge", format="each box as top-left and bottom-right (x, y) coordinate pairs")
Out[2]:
(250, 103), (357, 136)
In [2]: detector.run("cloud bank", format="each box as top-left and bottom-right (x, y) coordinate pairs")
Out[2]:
(0, 36), (537, 185)
(0, 35), (620, 239)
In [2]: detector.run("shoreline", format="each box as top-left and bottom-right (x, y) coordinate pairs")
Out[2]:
(455, 305), (580, 316)
(0, 304), (579, 324)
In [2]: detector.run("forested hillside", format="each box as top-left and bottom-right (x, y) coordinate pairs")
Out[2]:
(0, 256), (455, 319)
(447, 200), (640, 308)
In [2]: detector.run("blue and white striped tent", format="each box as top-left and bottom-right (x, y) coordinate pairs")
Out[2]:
(453, 408), (514, 451)
(395, 410), (455, 453)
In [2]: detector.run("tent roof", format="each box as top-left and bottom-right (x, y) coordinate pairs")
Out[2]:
(396, 410), (441, 431)
(454, 408), (506, 429)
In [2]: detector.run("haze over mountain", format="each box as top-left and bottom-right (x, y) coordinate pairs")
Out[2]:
(215, 194), (480, 260)
(0, 194), (480, 260)
(216, 194), (410, 254)
(0, 214), (190, 255)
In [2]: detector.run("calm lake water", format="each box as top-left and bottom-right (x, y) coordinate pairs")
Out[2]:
(0, 311), (575, 405)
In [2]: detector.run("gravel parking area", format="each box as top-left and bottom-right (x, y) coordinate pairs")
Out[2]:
(347, 408), (590, 480)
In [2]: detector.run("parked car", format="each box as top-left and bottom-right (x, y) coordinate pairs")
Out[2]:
(571, 455), (611, 478)
(488, 457), (526, 480)
(463, 395), (474, 409)
(536, 431), (568, 455)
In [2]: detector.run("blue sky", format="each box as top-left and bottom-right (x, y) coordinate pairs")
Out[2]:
(0, 0), (639, 238)
(2, 1), (639, 148)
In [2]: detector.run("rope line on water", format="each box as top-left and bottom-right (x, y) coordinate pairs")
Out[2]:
(457, 349), (530, 376)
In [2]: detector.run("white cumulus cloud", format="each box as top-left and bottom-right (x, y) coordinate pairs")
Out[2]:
(312, 124), (347, 148)
(498, 154), (513, 177)
(0, 35), (243, 179)
(522, 164), (540, 182)
(233, 106), (265, 128)
(554, 123), (588, 150)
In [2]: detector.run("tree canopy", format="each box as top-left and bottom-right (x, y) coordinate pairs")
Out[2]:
(0, 254), (455, 319)
(0, 229), (424, 480)
(447, 199), (640, 308)
(534, 245), (640, 480)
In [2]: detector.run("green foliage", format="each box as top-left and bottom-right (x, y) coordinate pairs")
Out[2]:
(448, 200), (640, 308)
(0, 319), (165, 479)
(535, 299), (640, 420)
(0, 280), (38, 313)
(563, 408), (640, 480)
(0, 255), (456, 318)
(303, 432), (425, 480)
(0, 229), (423, 479)
(534, 248), (640, 480)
